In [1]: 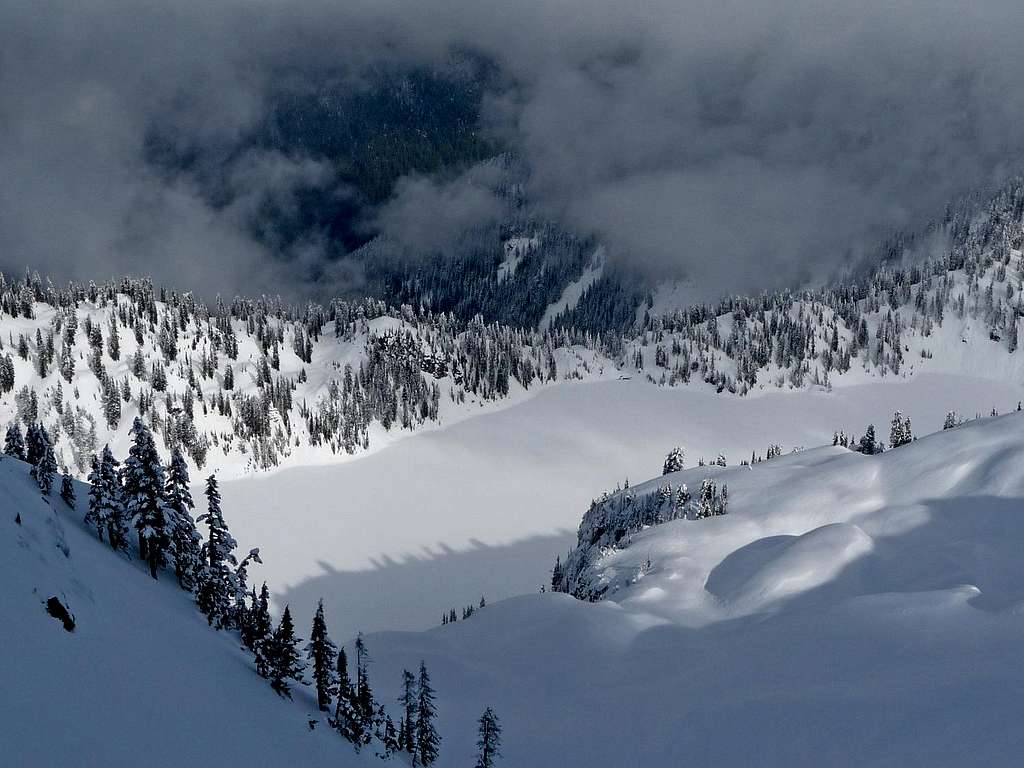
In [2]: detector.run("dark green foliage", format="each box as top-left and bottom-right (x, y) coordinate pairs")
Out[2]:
(306, 600), (338, 712)
(475, 707), (502, 768)
(266, 605), (305, 697)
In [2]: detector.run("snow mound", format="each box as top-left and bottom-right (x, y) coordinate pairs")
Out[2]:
(705, 522), (873, 609)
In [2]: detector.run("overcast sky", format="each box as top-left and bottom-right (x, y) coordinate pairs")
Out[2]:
(3, 0), (1024, 298)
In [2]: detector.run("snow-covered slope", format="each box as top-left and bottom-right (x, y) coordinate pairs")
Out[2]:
(0, 459), (362, 767)
(356, 411), (1024, 766)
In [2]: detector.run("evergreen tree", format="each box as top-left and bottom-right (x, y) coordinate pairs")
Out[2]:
(123, 417), (168, 578)
(248, 582), (274, 675)
(857, 424), (877, 455)
(4, 422), (25, 459)
(59, 472), (75, 508)
(164, 448), (202, 591)
(354, 633), (375, 744)
(475, 707), (502, 768)
(662, 446), (684, 475)
(333, 647), (363, 746)
(25, 422), (44, 467)
(86, 446), (128, 549)
(266, 605), (305, 698)
(32, 427), (57, 495)
(415, 661), (441, 766)
(306, 600), (338, 713)
(196, 474), (238, 627)
(398, 669), (417, 757)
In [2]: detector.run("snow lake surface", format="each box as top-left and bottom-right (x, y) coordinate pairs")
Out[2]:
(224, 372), (1024, 639)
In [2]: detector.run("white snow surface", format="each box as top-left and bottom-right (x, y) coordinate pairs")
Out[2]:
(226, 372), (1024, 641)
(8, 385), (1024, 766)
(355, 409), (1024, 767)
(0, 460), (367, 767)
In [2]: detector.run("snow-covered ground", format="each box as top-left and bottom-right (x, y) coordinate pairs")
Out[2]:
(9, 379), (1024, 766)
(0, 459), (363, 767)
(224, 371), (1024, 641)
(357, 408), (1024, 767)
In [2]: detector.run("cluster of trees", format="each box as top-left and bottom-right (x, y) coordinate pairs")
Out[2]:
(441, 595), (486, 625)
(6, 414), (502, 765)
(551, 473), (730, 600)
(832, 411), (916, 454)
(4, 168), (1024, 480)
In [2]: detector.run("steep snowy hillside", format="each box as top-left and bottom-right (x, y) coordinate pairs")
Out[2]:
(357, 412), (1024, 766)
(0, 457), (372, 766)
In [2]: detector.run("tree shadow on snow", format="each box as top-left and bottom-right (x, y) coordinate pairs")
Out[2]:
(279, 529), (576, 642)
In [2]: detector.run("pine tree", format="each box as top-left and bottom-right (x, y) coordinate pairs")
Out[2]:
(662, 446), (684, 475)
(398, 669), (417, 757)
(249, 582), (274, 675)
(266, 605), (305, 698)
(354, 633), (375, 744)
(25, 422), (44, 467)
(475, 707), (502, 768)
(4, 422), (25, 459)
(857, 424), (877, 455)
(196, 474), (238, 627)
(164, 448), (202, 591)
(376, 705), (399, 758)
(333, 647), (363, 746)
(32, 427), (57, 495)
(306, 600), (338, 712)
(59, 472), (75, 508)
(86, 446), (127, 549)
(415, 661), (441, 766)
(123, 417), (168, 578)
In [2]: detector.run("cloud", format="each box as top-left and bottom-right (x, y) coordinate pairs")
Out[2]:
(3, 0), (1024, 300)
(370, 166), (505, 255)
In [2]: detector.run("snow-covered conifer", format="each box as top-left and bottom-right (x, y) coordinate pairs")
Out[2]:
(415, 661), (441, 765)
(59, 472), (75, 508)
(266, 605), (305, 698)
(475, 707), (502, 768)
(196, 474), (238, 627)
(164, 448), (202, 591)
(306, 600), (338, 712)
(662, 446), (684, 475)
(4, 422), (25, 459)
(123, 417), (168, 578)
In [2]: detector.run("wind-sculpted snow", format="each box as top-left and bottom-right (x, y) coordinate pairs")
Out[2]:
(354, 411), (1024, 766)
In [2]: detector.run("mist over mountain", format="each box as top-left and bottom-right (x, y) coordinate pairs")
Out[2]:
(6, 1), (1024, 303)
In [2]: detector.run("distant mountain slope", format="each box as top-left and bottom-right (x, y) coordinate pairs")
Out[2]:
(1, 174), (1023, 481)
(0, 458), (360, 767)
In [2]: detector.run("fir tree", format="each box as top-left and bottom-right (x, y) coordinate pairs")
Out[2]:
(123, 417), (168, 578)
(475, 707), (502, 768)
(4, 422), (25, 459)
(415, 661), (441, 766)
(25, 422), (44, 467)
(333, 647), (363, 746)
(196, 474), (238, 627)
(266, 605), (305, 698)
(857, 424), (877, 455)
(59, 472), (75, 508)
(248, 582), (274, 675)
(32, 427), (57, 495)
(354, 633), (375, 744)
(398, 669), (417, 757)
(86, 446), (127, 549)
(164, 448), (202, 591)
(662, 446), (684, 475)
(306, 600), (338, 713)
